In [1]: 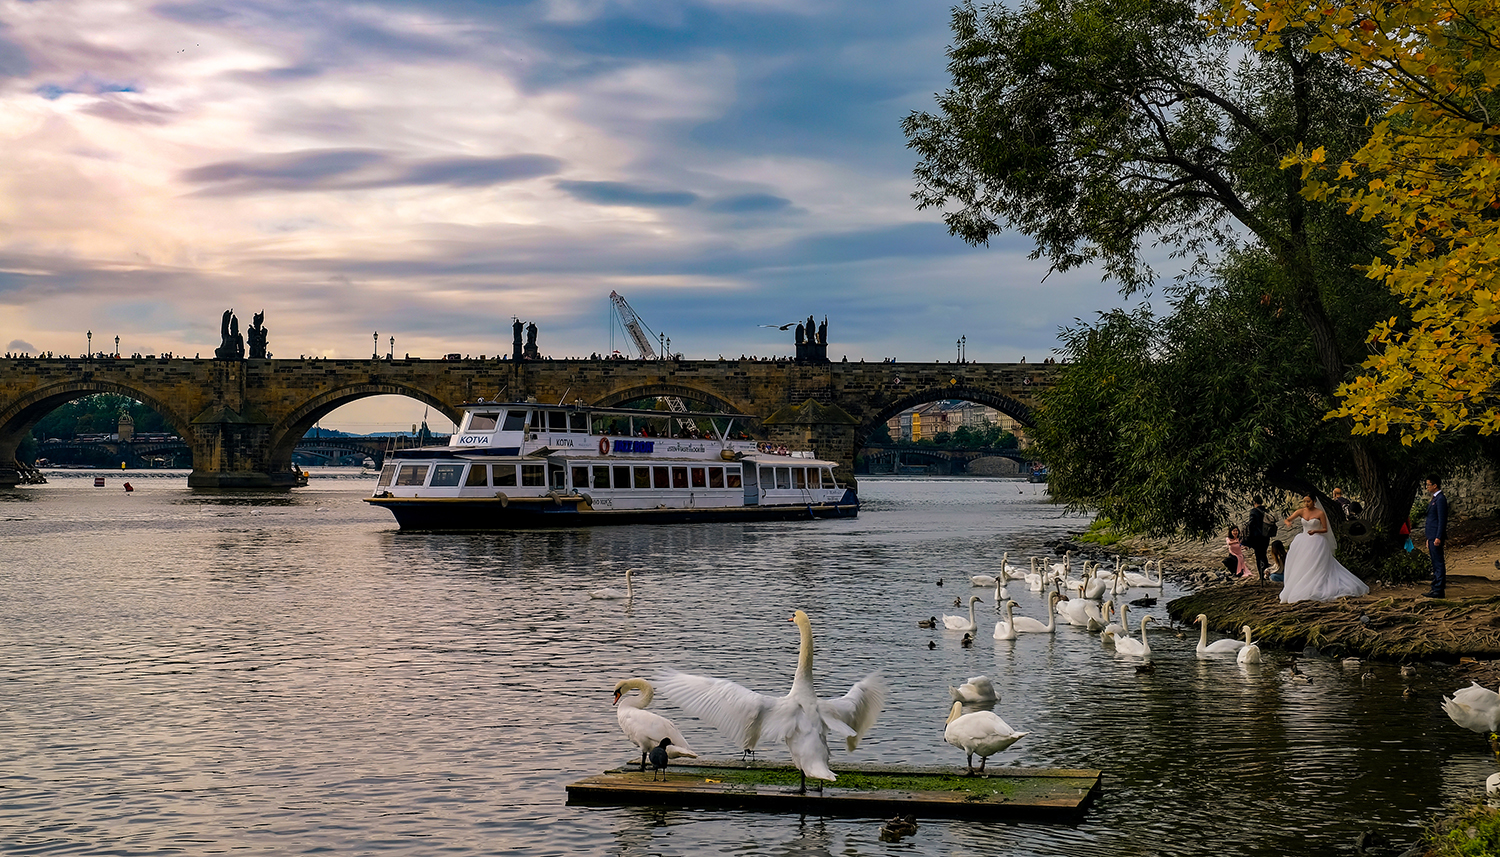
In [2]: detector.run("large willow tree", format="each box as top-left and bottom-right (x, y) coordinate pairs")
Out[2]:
(903, 0), (1470, 546)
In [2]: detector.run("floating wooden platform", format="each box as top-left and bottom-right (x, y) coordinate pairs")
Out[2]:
(566, 758), (1102, 821)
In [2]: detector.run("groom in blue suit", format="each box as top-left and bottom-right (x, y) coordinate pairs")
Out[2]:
(1424, 477), (1448, 598)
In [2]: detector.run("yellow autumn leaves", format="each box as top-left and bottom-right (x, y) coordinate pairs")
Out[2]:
(1210, 0), (1500, 443)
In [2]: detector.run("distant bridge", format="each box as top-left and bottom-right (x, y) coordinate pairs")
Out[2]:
(1, 356), (1058, 488)
(860, 443), (1035, 475)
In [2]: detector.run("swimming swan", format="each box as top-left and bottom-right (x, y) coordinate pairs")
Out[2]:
(1236, 625), (1262, 664)
(1195, 613), (1247, 656)
(944, 700), (1027, 775)
(1113, 615), (1154, 658)
(943, 596), (983, 632)
(590, 568), (635, 600)
(948, 675), (999, 706)
(613, 678), (698, 771)
(1442, 682), (1500, 736)
(654, 610), (886, 793)
(993, 600), (1019, 641)
(1011, 593), (1061, 634)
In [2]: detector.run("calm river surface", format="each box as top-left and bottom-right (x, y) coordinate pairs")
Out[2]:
(1, 472), (1490, 855)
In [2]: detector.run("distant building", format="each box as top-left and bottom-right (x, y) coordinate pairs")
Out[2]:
(886, 400), (1028, 447)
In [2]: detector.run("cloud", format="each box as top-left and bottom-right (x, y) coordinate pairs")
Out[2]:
(6, 339), (36, 353)
(182, 151), (565, 194)
(706, 193), (791, 214)
(556, 180), (699, 208)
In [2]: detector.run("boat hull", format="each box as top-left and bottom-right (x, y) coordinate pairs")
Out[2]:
(365, 495), (860, 530)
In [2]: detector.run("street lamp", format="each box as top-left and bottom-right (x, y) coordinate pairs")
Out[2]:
(374, 331), (378, 359)
(389, 336), (394, 360)
(114, 335), (119, 358)
(960, 335), (967, 364)
(87, 330), (92, 359)
(658, 333), (665, 360)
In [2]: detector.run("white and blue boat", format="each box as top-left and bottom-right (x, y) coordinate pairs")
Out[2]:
(366, 399), (858, 530)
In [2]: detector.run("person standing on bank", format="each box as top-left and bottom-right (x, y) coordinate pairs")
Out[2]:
(1244, 497), (1271, 582)
(1424, 477), (1449, 598)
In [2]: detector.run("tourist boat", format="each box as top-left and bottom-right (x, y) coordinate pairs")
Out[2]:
(365, 399), (859, 530)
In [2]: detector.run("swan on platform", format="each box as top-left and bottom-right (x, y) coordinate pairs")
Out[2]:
(590, 568), (635, 600)
(1195, 613), (1247, 656)
(654, 610), (886, 793)
(1012, 593), (1062, 635)
(944, 596), (983, 632)
(613, 678), (698, 771)
(1236, 626), (1262, 664)
(1113, 615), (1154, 659)
(944, 700), (1027, 775)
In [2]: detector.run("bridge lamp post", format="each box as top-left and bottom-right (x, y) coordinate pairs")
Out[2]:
(87, 330), (91, 359)
(373, 331), (378, 359)
(658, 333), (665, 361)
(114, 335), (119, 358)
(389, 336), (394, 360)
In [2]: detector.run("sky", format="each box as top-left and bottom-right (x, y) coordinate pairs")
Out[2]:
(0, 0), (1137, 432)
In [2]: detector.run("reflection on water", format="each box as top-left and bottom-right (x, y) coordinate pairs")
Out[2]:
(0, 472), (1490, 855)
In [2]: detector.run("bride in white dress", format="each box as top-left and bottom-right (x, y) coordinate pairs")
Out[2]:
(1279, 495), (1370, 603)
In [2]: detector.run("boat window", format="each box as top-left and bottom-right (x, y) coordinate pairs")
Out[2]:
(793, 468), (806, 489)
(430, 464), (465, 487)
(613, 466), (631, 488)
(591, 466), (610, 488)
(502, 411), (527, 432)
(569, 412), (588, 432)
(690, 467), (706, 488)
(528, 411), (544, 431)
(395, 465), (429, 486)
(726, 466), (742, 488)
(571, 466), (590, 488)
(760, 467), (774, 487)
(776, 467), (791, 490)
(551, 469), (566, 489)
(521, 464), (545, 487)
(672, 467), (689, 489)
(494, 465), (517, 487)
(466, 412), (499, 432)
(377, 464), (396, 487)
(652, 466), (670, 489)
(548, 411), (568, 431)
(822, 469), (837, 488)
(708, 467), (724, 488)
(633, 467), (651, 489)
(465, 465), (488, 487)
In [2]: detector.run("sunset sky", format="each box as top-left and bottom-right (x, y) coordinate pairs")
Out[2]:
(0, 0), (1142, 431)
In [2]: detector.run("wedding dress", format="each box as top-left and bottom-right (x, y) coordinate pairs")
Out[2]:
(1279, 511), (1369, 603)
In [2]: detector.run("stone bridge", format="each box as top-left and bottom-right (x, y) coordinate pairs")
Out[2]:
(0, 356), (1055, 488)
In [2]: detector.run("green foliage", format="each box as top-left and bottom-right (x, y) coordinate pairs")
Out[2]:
(868, 422), (893, 444)
(1076, 517), (1124, 547)
(30, 394), (173, 441)
(1429, 801), (1500, 857)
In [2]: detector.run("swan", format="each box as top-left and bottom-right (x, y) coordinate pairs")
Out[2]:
(1059, 584), (1094, 627)
(1000, 553), (1027, 580)
(1121, 560), (1152, 588)
(1024, 557), (1045, 591)
(949, 675), (999, 706)
(1087, 599), (1110, 633)
(943, 595), (983, 632)
(1236, 625), (1262, 664)
(1082, 563), (1108, 600)
(1103, 601), (1128, 645)
(1113, 615), (1154, 658)
(1195, 613), (1247, 656)
(613, 678), (698, 771)
(992, 577), (1009, 606)
(970, 573), (999, 587)
(590, 568), (635, 600)
(944, 700), (1027, 775)
(1012, 592), (1062, 634)
(1048, 550), (1072, 582)
(993, 600), (1018, 640)
(654, 610), (886, 793)
(1442, 682), (1500, 736)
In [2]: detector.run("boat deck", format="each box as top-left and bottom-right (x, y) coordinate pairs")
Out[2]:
(566, 758), (1102, 821)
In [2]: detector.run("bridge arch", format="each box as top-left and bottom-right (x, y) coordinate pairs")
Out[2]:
(268, 384), (461, 473)
(0, 379), (197, 460)
(857, 383), (1035, 448)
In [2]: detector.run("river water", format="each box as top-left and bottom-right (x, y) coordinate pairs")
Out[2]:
(0, 471), (1490, 855)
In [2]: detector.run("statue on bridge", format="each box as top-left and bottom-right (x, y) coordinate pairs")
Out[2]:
(512, 318), (524, 361)
(247, 311), (269, 359)
(523, 321), (540, 360)
(793, 313), (829, 362)
(214, 309), (245, 360)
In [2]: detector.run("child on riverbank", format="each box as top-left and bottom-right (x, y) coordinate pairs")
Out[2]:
(1268, 540), (1288, 583)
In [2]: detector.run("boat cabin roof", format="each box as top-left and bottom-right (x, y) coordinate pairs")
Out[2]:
(459, 399), (757, 422)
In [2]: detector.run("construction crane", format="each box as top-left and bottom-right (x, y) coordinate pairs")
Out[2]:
(608, 291), (695, 426)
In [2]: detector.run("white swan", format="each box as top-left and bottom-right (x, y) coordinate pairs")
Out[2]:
(944, 700), (1027, 775)
(943, 595), (983, 632)
(1048, 550), (1073, 581)
(948, 675), (999, 706)
(1113, 615), (1154, 658)
(993, 600), (1018, 641)
(1103, 601), (1129, 646)
(613, 678), (699, 771)
(1195, 613), (1247, 656)
(970, 573), (999, 587)
(992, 577), (1010, 608)
(1443, 682), (1500, 736)
(654, 610), (886, 792)
(1236, 625), (1262, 664)
(1000, 552), (1027, 580)
(1059, 584), (1094, 627)
(1082, 563), (1108, 600)
(590, 568), (635, 600)
(1024, 557), (1045, 591)
(1012, 592), (1061, 634)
